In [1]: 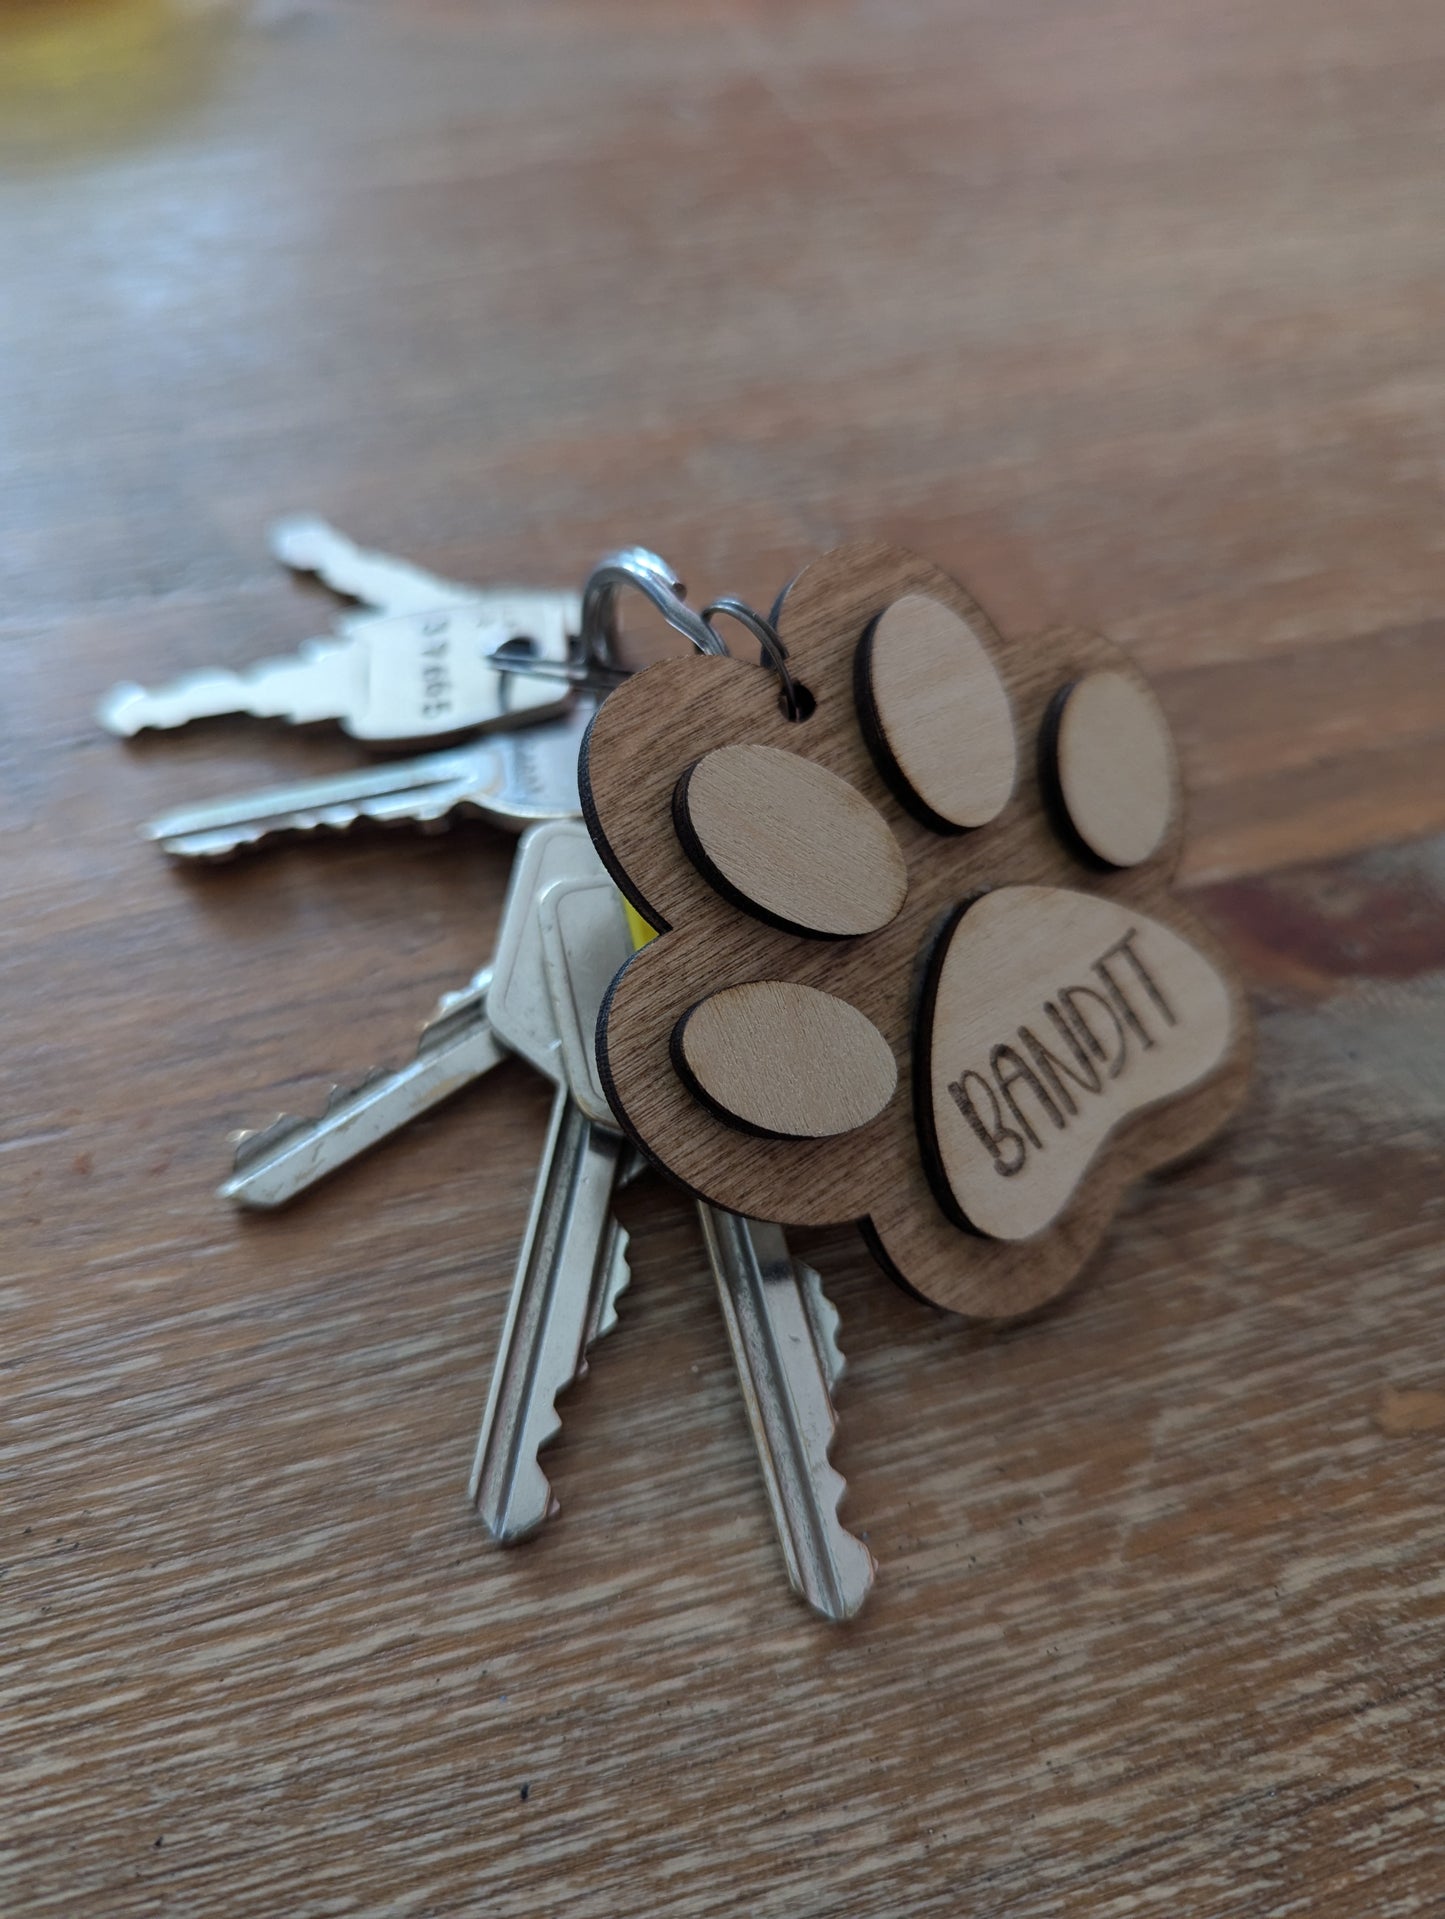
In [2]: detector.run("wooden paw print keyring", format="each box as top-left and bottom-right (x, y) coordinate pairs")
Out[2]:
(579, 542), (1252, 1322)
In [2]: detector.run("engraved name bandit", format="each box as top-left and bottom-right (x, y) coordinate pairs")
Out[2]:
(581, 542), (1251, 1322)
(917, 888), (1233, 1243)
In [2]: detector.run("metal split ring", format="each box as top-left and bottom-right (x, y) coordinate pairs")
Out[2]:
(579, 547), (724, 665)
(699, 597), (806, 721)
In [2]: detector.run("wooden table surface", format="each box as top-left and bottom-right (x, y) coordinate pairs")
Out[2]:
(3, 3), (1443, 1913)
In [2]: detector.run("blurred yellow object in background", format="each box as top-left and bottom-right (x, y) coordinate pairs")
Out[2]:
(0, 0), (234, 159)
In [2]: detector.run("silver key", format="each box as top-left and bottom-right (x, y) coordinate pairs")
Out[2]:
(272, 518), (614, 694)
(537, 874), (632, 1127)
(271, 515), (585, 724)
(537, 862), (873, 1617)
(219, 962), (649, 1212)
(269, 514), (488, 616)
(468, 823), (636, 1543)
(144, 698), (593, 860)
(221, 966), (505, 1209)
(215, 834), (873, 1611)
(697, 1210), (875, 1621)
(98, 602), (574, 745)
(99, 514), (579, 744)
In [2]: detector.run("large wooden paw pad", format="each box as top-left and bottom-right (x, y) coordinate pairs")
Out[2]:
(581, 542), (1250, 1321)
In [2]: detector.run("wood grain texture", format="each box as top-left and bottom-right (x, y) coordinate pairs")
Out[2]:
(673, 980), (897, 1140)
(584, 542), (1252, 1318)
(4, 2), (1445, 1914)
(856, 593), (1018, 831)
(1050, 669), (1178, 867)
(674, 742), (908, 938)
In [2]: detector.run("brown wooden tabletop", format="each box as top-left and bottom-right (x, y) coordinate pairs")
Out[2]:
(3, 3), (1444, 1913)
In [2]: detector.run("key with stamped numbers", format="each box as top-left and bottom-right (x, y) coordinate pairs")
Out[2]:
(273, 518), (625, 696)
(98, 515), (580, 745)
(467, 822), (637, 1543)
(144, 697), (594, 860)
(98, 602), (576, 745)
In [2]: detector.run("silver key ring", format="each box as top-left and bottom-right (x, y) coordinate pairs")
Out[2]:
(479, 547), (711, 693)
(700, 596), (805, 722)
(580, 547), (725, 665)
(577, 548), (804, 718)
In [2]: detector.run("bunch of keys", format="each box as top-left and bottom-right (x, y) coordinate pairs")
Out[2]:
(107, 524), (1253, 1621)
(99, 518), (618, 857)
(103, 523), (876, 1621)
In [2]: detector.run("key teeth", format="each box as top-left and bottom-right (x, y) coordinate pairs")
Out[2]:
(810, 1475), (876, 1622)
(509, 1319), (626, 1532)
(324, 1071), (389, 1113)
(474, 1186), (632, 1546)
(482, 1393), (569, 1544)
(593, 1298), (624, 1343)
(419, 969), (491, 1046)
(544, 1227), (631, 1486)
(96, 683), (149, 737)
(700, 1213), (874, 1620)
(155, 787), (477, 860)
(269, 514), (337, 574)
(103, 667), (208, 735)
(588, 1225), (632, 1347)
(229, 1113), (312, 1171)
(803, 1316), (876, 1622)
(228, 1070), (392, 1171)
(797, 1259), (847, 1395)
(804, 1433), (877, 1624)
(148, 819), (252, 861)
